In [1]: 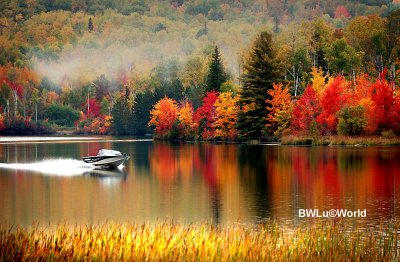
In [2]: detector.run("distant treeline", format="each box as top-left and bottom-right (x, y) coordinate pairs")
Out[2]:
(1, 0), (395, 20)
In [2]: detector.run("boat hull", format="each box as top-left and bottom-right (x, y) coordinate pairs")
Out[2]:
(82, 154), (129, 168)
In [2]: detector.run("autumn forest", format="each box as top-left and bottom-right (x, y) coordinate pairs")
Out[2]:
(1, 0), (400, 141)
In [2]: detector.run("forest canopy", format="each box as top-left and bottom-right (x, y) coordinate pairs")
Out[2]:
(0, 0), (400, 138)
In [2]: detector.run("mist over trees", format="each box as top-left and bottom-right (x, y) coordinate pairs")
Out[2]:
(1, 0), (400, 138)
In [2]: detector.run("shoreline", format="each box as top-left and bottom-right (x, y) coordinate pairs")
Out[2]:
(154, 135), (400, 146)
(1, 135), (400, 146)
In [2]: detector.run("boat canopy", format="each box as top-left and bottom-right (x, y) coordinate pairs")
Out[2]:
(98, 149), (122, 156)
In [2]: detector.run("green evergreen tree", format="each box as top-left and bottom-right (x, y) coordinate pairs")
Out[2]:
(185, 83), (206, 110)
(206, 46), (227, 92)
(88, 17), (94, 32)
(111, 87), (133, 135)
(132, 90), (154, 135)
(237, 32), (284, 140)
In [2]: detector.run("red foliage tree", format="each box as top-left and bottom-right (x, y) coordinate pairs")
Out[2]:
(194, 91), (218, 139)
(291, 86), (321, 134)
(2, 78), (23, 98)
(334, 5), (351, 19)
(86, 98), (101, 118)
(316, 76), (350, 134)
(370, 78), (397, 132)
(393, 96), (400, 133)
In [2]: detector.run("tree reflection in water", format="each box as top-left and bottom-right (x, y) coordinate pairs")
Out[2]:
(0, 140), (399, 226)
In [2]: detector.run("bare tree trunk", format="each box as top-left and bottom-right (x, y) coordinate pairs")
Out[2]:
(313, 52), (316, 67)
(13, 91), (17, 117)
(238, 63), (241, 88)
(293, 65), (298, 97)
(391, 63), (396, 94)
(87, 92), (90, 115)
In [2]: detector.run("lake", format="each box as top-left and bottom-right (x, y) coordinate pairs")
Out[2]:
(0, 138), (399, 227)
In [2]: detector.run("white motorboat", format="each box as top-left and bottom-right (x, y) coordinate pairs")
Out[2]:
(82, 149), (130, 169)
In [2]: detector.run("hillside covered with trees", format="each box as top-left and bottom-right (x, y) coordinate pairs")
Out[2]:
(0, 0), (400, 140)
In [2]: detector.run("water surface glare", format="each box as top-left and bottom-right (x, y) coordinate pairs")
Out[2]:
(0, 138), (399, 227)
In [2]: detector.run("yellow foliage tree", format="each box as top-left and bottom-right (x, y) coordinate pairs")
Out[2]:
(310, 67), (328, 96)
(177, 101), (195, 139)
(213, 92), (239, 140)
(266, 83), (292, 136)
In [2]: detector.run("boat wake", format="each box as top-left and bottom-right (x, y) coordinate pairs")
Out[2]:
(0, 159), (95, 176)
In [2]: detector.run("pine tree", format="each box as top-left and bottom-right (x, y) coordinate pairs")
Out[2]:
(206, 46), (227, 92)
(237, 32), (284, 139)
(88, 17), (94, 32)
(132, 90), (154, 135)
(111, 87), (133, 135)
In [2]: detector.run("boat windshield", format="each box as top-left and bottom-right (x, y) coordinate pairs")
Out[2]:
(98, 149), (122, 156)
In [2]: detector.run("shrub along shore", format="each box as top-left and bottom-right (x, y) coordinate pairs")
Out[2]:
(0, 221), (398, 261)
(280, 135), (400, 146)
(151, 135), (400, 146)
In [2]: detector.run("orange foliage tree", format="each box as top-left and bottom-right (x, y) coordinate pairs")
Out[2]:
(148, 97), (178, 138)
(0, 114), (4, 130)
(265, 83), (292, 136)
(45, 91), (59, 105)
(352, 75), (377, 134)
(213, 92), (239, 140)
(81, 115), (113, 135)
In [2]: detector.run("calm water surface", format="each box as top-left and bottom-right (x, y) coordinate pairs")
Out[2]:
(0, 138), (399, 227)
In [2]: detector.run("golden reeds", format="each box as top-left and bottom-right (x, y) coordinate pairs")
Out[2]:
(0, 221), (399, 261)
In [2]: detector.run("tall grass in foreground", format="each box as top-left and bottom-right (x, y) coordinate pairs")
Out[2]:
(0, 222), (399, 261)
